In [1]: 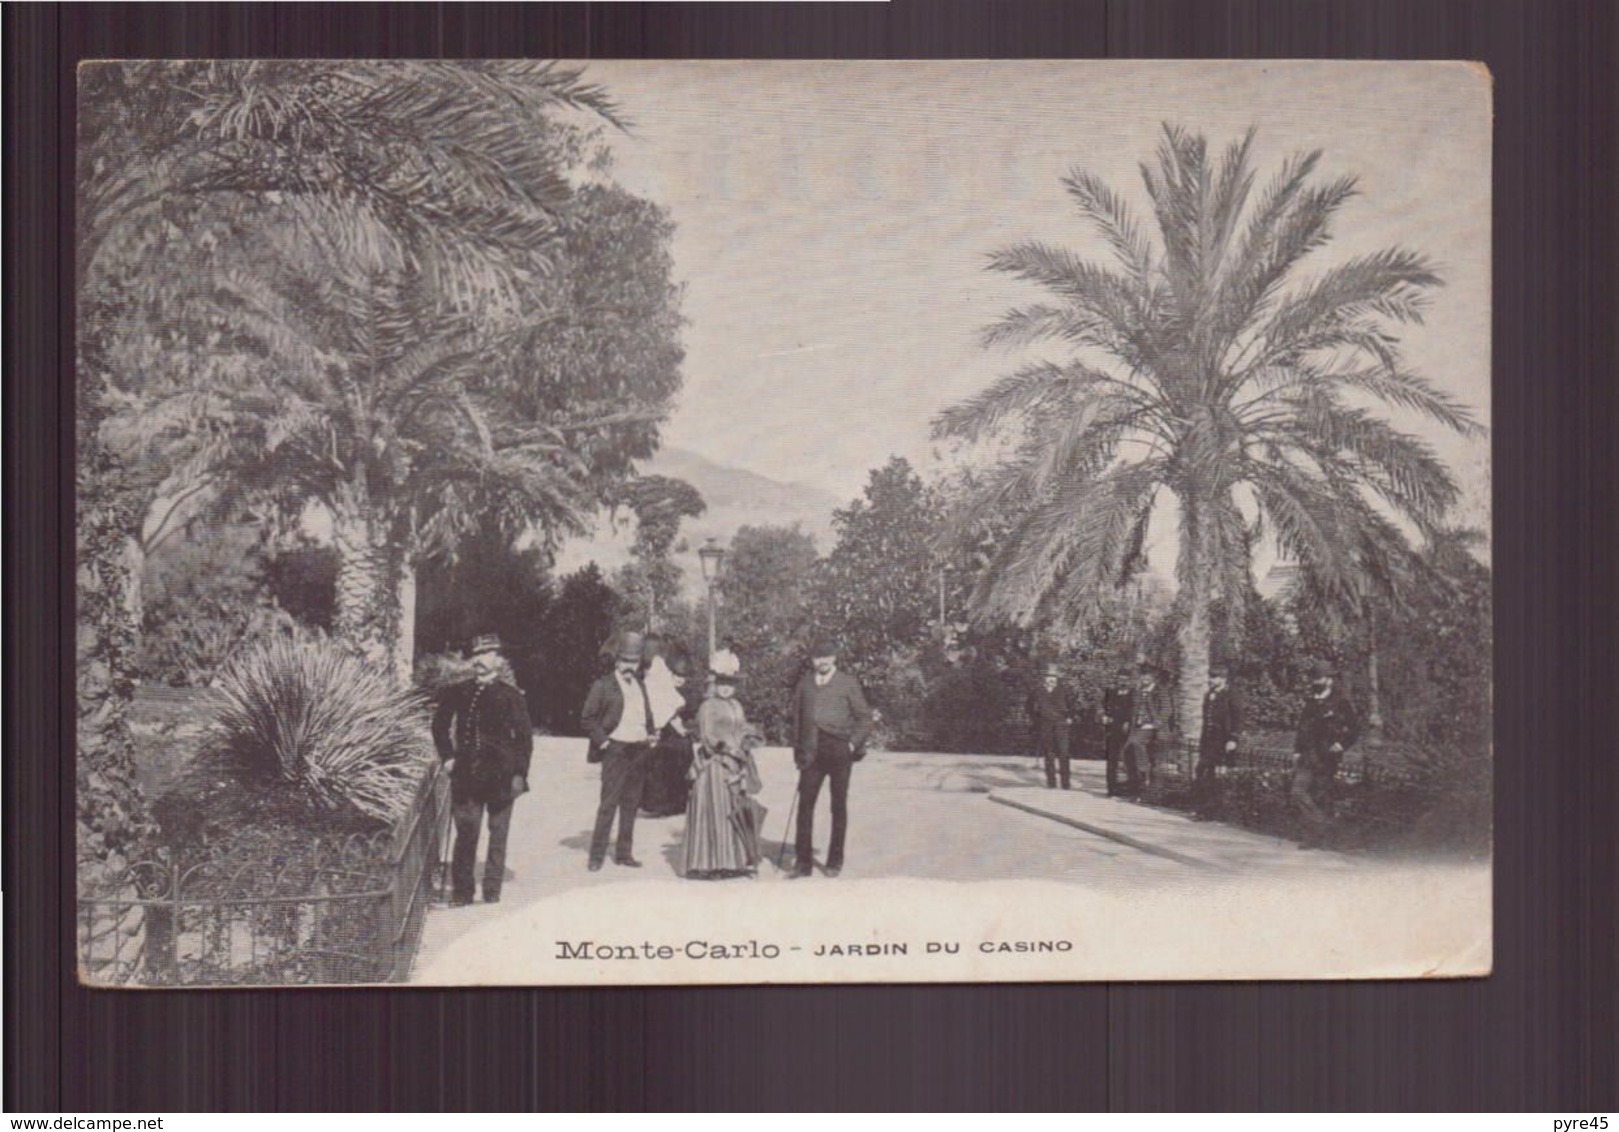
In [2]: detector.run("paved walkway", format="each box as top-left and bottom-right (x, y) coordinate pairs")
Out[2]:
(986, 779), (1362, 875)
(412, 739), (1366, 979)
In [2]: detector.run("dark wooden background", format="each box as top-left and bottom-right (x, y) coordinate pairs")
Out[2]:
(6, 1), (1615, 1111)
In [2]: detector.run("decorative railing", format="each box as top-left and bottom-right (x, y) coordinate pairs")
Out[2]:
(79, 761), (451, 986)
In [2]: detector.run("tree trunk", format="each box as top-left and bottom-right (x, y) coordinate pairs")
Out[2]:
(331, 500), (400, 675)
(1177, 594), (1211, 751)
(394, 557), (417, 685)
(75, 439), (157, 936)
(1365, 617), (1385, 744)
(121, 535), (146, 634)
(1175, 494), (1214, 751)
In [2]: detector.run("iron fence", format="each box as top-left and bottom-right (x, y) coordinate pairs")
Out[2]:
(80, 761), (451, 986)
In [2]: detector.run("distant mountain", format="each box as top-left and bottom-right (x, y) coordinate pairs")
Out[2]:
(550, 446), (843, 593)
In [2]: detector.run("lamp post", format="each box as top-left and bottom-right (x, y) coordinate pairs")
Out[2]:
(698, 537), (727, 662)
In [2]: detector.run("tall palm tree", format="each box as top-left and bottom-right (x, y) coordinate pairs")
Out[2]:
(129, 211), (667, 679)
(82, 62), (659, 680)
(935, 126), (1484, 732)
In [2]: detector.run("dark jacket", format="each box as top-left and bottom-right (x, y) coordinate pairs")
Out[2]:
(1295, 689), (1359, 761)
(1026, 681), (1075, 747)
(1199, 686), (1242, 758)
(1102, 686), (1135, 744)
(580, 670), (656, 763)
(791, 669), (875, 759)
(431, 679), (532, 803)
(1129, 683), (1170, 738)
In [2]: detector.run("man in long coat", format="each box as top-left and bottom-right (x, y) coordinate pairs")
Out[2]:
(1118, 661), (1170, 797)
(580, 631), (657, 871)
(432, 634), (533, 905)
(1291, 659), (1361, 847)
(1026, 664), (1075, 790)
(789, 639), (874, 878)
(1101, 667), (1136, 797)
(1193, 663), (1242, 816)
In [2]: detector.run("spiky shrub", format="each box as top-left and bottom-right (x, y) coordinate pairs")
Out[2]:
(212, 636), (433, 823)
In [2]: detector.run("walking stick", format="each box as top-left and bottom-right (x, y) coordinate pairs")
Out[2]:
(775, 785), (800, 871)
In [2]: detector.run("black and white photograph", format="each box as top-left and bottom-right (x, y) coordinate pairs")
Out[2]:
(75, 59), (1491, 987)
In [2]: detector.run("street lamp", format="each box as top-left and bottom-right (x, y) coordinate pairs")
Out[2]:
(698, 537), (727, 662)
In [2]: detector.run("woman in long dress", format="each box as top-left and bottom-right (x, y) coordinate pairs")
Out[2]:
(683, 669), (765, 879)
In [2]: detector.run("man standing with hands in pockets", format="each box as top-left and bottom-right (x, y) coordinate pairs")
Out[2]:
(790, 640), (874, 879)
(581, 631), (658, 871)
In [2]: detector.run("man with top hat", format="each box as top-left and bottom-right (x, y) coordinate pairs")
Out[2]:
(431, 633), (533, 905)
(1290, 658), (1360, 847)
(1193, 662), (1242, 817)
(580, 630), (658, 870)
(789, 639), (874, 878)
(1101, 665), (1136, 797)
(1026, 663), (1076, 790)
(1118, 660), (1169, 797)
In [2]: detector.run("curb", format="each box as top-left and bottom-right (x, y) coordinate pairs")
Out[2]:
(987, 792), (1233, 872)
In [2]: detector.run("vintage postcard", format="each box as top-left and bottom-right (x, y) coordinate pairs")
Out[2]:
(75, 59), (1491, 986)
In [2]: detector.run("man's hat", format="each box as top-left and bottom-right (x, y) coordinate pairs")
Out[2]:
(1137, 658), (1162, 676)
(1306, 658), (1338, 680)
(1041, 663), (1062, 679)
(1208, 662), (1230, 678)
(468, 633), (504, 658)
(810, 639), (840, 659)
(613, 630), (645, 663)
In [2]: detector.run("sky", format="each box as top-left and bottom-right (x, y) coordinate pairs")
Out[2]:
(568, 60), (1492, 544)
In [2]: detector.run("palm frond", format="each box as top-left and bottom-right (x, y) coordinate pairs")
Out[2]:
(976, 460), (1163, 627)
(1062, 167), (1154, 286)
(984, 241), (1141, 342)
(1261, 248), (1443, 362)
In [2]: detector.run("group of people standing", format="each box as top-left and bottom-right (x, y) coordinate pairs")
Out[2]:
(429, 630), (1363, 906)
(1029, 656), (1361, 847)
(430, 630), (874, 904)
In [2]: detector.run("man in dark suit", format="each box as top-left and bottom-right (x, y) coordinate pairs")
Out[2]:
(789, 639), (874, 878)
(1193, 663), (1242, 817)
(1026, 663), (1075, 790)
(1291, 659), (1361, 848)
(1101, 666), (1135, 797)
(432, 634), (533, 905)
(580, 631), (657, 871)
(1119, 661), (1169, 797)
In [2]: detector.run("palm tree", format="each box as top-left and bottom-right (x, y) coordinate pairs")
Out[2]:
(81, 62), (664, 679)
(935, 126), (1485, 733)
(128, 211), (668, 679)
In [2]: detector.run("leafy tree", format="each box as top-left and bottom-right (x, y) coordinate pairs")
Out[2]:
(531, 564), (625, 734)
(135, 520), (298, 687)
(608, 475), (706, 630)
(935, 126), (1484, 732)
(714, 524), (821, 739)
(810, 458), (960, 683)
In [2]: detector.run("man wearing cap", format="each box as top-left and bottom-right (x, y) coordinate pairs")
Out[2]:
(1193, 664), (1242, 818)
(1118, 661), (1169, 797)
(1026, 664), (1075, 790)
(1291, 659), (1361, 847)
(432, 634), (533, 905)
(789, 640), (875, 878)
(580, 631), (659, 871)
(1101, 667), (1136, 797)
